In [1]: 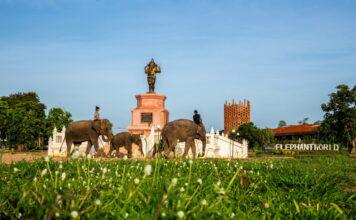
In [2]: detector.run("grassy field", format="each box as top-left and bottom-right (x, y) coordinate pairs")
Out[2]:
(0, 156), (355, 219)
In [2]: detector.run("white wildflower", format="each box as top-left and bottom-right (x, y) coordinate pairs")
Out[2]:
(201, 199), (207, 206)
(59, 164), (63, 169)
(13, 168), (19, 172)
(55, 212), (59, 217)
(171, 178), (178, 186)
(197, 178), (202, 185)
(161, 212), (166, 217)
(134, 178), (140, 184)
(102, 167), (107, 174)
(124, 212), (129, 218)
(33, 177), (37, 182)
(216, 181), (221, 186)
(41, 169), (47, 177)
(177, 211), (184, 218)
(87, 154), (92, 159)
(123, 155), (128, 160)
(71, 211), (78, 218)
(55, 171), (59, 175)
(189, 160), (193, 165)
(144, 164), (152, 176)
(218, 188), (226, 195)
(231, 212), (235, 218)
(179, 187), (185, 192)
(61, 172), (66, 181)
(95, 199), (101, 206)
(44, 156), (50, 162)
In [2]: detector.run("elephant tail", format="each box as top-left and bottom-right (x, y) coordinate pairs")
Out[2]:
(59, 137), (66, 153)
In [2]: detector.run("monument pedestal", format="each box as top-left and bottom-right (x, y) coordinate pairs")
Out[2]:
(127, 93), (169, 136)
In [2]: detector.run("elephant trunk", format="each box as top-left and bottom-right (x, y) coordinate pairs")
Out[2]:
(102, 131), (113, 142)
(201, 137), (206, 157)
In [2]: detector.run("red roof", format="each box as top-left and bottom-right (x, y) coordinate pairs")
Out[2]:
(272, 124), (320, 135)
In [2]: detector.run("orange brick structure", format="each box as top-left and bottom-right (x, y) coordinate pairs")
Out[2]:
(224, 99), (251, 134)
(127, 93), (169, 136)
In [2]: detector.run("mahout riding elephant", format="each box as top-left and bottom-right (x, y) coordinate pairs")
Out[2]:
(109, 132), (143, 158)
(154, 119), (206, 159)
(64, 119), (113, 157)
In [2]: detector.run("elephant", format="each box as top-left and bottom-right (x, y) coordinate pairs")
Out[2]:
(154, 119), (206, 159)
(64, 119), (113, 157)
(108, 132), (143, 158)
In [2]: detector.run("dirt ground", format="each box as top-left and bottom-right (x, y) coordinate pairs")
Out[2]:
(0, 151), (48, 164)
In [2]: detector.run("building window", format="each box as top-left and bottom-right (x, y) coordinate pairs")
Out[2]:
(56, 136), (62, 143)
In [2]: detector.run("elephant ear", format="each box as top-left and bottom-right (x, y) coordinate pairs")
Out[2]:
(92, 120), (101, 133)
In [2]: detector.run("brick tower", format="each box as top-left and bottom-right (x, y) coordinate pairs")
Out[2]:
(224, 99), (251, 134)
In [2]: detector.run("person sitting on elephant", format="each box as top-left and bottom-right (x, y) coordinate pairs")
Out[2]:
(193, 110), (202, 125)
(94, 106), (100, 121)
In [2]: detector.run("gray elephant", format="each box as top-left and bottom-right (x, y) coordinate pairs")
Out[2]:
(64, 119), (113, 157)
(109, 132), (143, 158)
(155, 119), (206, 159)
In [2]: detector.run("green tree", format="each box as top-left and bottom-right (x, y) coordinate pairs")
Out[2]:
(278, 120), (287, 128)
(45, 108), (73, 138)
(0, 101), (9, 147)
(229, 123), (258, 149)
(318, 84), (356, 153)
(6, 102), (46, 150)
(0, 92), (40, 107)
(298, 117), (309, 125)
(256, 128), (275, 149)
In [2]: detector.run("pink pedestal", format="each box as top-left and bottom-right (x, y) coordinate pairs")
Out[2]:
(127, 93), (169, 136)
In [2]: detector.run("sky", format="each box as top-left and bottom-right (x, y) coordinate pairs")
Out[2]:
(0, 0), (355, 133)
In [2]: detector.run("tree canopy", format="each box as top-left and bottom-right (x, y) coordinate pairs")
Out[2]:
(229, 122), (275, 150)
(45, 108), (73, 138)
(318, 84), (356, 152)
(278, 120), (287, 128)
(0, 92), (72, 150)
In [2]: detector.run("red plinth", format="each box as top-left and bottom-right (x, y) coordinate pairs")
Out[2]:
(127, 93), (169, 136)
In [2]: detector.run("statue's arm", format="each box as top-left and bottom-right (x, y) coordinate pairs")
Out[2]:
(156, 66), (161, 73)
(144, 66), (149, 74)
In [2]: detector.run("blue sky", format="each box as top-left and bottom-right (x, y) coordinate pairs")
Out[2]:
(0, 0), (355, 132)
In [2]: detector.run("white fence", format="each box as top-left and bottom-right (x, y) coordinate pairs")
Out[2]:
(48, 127), (248, 159)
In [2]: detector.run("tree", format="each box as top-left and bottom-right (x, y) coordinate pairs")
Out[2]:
(278, 120), (287, 128)
(45, 108), (73, 138)
(0, 101), (9, 147)
(318, 84), (356, 153)
(0, 92), (47, 150)
(5, 102), (46, 150)
(229, 123), (258, 149)
(256, 128), (275, 148)
(298, 117), (309, 125)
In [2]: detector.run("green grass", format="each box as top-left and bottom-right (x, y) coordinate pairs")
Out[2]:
(0, 156), (355, 219)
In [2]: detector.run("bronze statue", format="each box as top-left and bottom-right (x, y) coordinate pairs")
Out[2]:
(144, 58), (161, 93)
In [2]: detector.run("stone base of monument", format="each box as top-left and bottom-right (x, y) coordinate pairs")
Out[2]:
(127, 93), (169, 136)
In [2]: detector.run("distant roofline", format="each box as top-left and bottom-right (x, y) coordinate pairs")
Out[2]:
(272, 123), (320, 135)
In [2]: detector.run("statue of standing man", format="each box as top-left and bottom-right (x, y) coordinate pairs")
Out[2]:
(144, 58), (161, 93)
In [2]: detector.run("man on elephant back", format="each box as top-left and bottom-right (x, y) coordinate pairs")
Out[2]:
(193, 110), (203, 125)
(94, 106), (100, 121)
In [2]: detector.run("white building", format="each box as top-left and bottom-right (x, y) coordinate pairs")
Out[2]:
(48, 126), (248, 159)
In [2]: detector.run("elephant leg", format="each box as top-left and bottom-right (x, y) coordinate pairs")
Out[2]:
(165, 139), (177, 158)
(191, 141), (197, 159)
(91, 137), (100, 156)
(115, 147), (121, 158)
(85, 141), (92, 156)
(66, 139), (73, 158)
(127, 145), (133, 158)
(182, 138), (194, 158)
(108, 143), (115, 157)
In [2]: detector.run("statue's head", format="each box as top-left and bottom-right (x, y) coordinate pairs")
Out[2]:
(149, 58), (155, 67)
